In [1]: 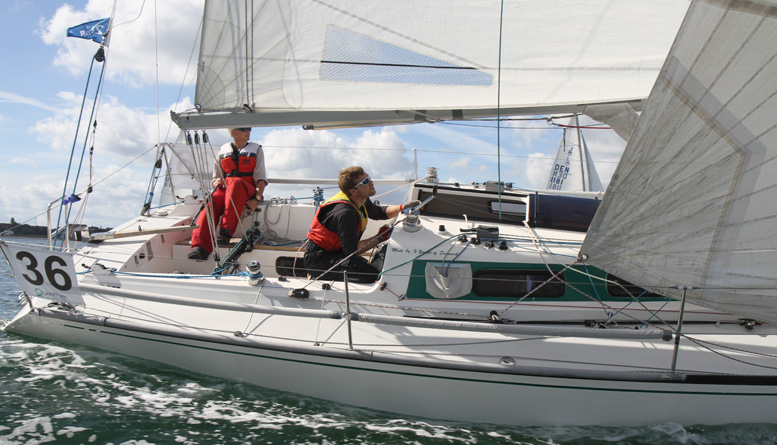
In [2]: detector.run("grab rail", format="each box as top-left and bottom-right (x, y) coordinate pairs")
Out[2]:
(76, 282), (672, 341)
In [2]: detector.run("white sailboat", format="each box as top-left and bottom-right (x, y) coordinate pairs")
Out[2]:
(546, 115), (605, 192)
(4, 0), (777, 427)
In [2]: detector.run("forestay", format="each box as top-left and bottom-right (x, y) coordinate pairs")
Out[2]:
(582, 0), (777, 323)
(173, 0), (689, 129)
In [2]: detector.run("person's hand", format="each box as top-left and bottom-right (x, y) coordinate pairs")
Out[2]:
(246, 198), (260, 212)
(212, 178), (223, 189)
(376, 224), (393, 242)
(402, 200), (421, 211)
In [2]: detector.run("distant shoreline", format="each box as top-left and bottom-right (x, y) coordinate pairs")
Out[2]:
(0, 235), (47, 239)
(0, 224), (111, 239)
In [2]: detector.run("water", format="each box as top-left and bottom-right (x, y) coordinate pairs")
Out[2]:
(1, 238), (775, 444)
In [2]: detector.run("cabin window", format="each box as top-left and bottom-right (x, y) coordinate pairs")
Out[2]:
(472, 269), (565, 298)
(606, 274), (662, 299)
(527, 194), (599, 232)
(417, 189), (525, 224)
(488, 201), (526, 218)
(275, 256), (306, 277)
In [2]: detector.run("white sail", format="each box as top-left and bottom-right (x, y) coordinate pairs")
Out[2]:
(581, 0), (777, 323)
(546, 116), (604, 192)
(173, 0), (689, 129)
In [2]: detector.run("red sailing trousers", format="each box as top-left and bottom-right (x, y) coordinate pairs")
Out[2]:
(191, 177), (254, 253)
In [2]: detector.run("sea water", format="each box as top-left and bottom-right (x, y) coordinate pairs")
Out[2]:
(1, 237), (775, 444)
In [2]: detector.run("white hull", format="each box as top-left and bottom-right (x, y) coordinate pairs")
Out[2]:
(8, 303), (777, 427)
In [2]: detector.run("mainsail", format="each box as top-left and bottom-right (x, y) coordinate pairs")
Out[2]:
(546, 116), (604, 192)
(173, 0), (689, 129)
(582, 0), (777, 323)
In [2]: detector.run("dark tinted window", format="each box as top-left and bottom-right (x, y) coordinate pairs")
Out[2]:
(527, 194), (599, 232)
(606, 274), (662, 298)
(275, 256), (307, 277)
(417, 189), (526, 223)
(472, 270), (565, 298)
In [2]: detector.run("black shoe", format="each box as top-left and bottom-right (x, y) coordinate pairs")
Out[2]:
(187, 247), (208, 260)
(217, 228), (231, 246)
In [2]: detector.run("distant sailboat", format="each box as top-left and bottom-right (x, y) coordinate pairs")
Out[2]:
(546, 115), (604, 192)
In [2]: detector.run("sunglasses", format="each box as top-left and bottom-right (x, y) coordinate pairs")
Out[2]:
(236, 128), (251, 132)
(353, 176), (371, 188)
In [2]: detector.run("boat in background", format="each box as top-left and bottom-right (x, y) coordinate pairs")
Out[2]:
(4, 0), (777, 427)
(546, 115), (605, 193)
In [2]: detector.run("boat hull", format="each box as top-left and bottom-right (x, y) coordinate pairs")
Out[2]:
(7, 307), (777, 427)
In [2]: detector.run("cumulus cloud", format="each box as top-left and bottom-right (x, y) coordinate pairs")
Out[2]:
(519, 153), (555, 189)
(31, 94), (193, 160)
(0, 160), (152, 228)
(7, 92), (194, 227)
(262, 127), (412, 180)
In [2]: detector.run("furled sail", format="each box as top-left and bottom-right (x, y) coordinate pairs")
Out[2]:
(581, 0), (777, 323)
(172, 0), (689, 129)
(546, 116), (604, 192)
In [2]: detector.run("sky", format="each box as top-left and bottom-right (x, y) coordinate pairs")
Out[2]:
(0, 0), (627, 230)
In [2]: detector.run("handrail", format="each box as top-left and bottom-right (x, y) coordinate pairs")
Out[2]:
(76, 281), (672, 340)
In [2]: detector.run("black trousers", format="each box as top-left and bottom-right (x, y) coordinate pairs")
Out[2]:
(303, 245), (379, 283)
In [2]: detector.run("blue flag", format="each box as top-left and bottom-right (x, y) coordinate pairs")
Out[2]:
(67, 18), (110, 44)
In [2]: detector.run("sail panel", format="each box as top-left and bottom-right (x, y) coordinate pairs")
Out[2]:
(581, 0), (777, 322)
(179, 0), (689, 128)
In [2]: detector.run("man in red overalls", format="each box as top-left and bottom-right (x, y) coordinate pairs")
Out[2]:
(188, 128), (268, 260)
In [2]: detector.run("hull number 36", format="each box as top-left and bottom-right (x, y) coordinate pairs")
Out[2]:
(0, 242), (84, 306)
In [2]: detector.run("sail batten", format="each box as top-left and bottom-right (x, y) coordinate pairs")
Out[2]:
(174, 0), (690, 129)
(582, 0), (777, 323)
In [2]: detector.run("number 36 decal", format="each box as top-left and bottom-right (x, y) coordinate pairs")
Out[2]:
(15, 250), (73, 291)
(1, 242), (83, 306)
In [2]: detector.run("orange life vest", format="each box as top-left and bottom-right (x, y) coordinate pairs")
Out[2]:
(219, 143), (258, 179)
(307, 191), (369, 252)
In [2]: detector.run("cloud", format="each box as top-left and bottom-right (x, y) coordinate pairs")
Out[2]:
(0, 91), (61, 112)
(262, 127), (412, 180)
(3, 92), (194, 228)
(509, 153), (553, 189)
(0, 160), (151, 228)
(39, 0), (203, 87)
(9, 157), (36, 167)
(448, 156), (472, 171)
(506, 118), (556, 150)
(250, 127), (414, 201)
(31, 93), (193, 160)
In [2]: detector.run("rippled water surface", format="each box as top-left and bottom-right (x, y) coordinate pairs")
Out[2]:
(1, 237), (775, 444)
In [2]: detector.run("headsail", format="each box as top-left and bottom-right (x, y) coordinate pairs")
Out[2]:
(581, 0), (777, 323)
(546, 116), (604, 192)
(173, 0), (689, 129)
